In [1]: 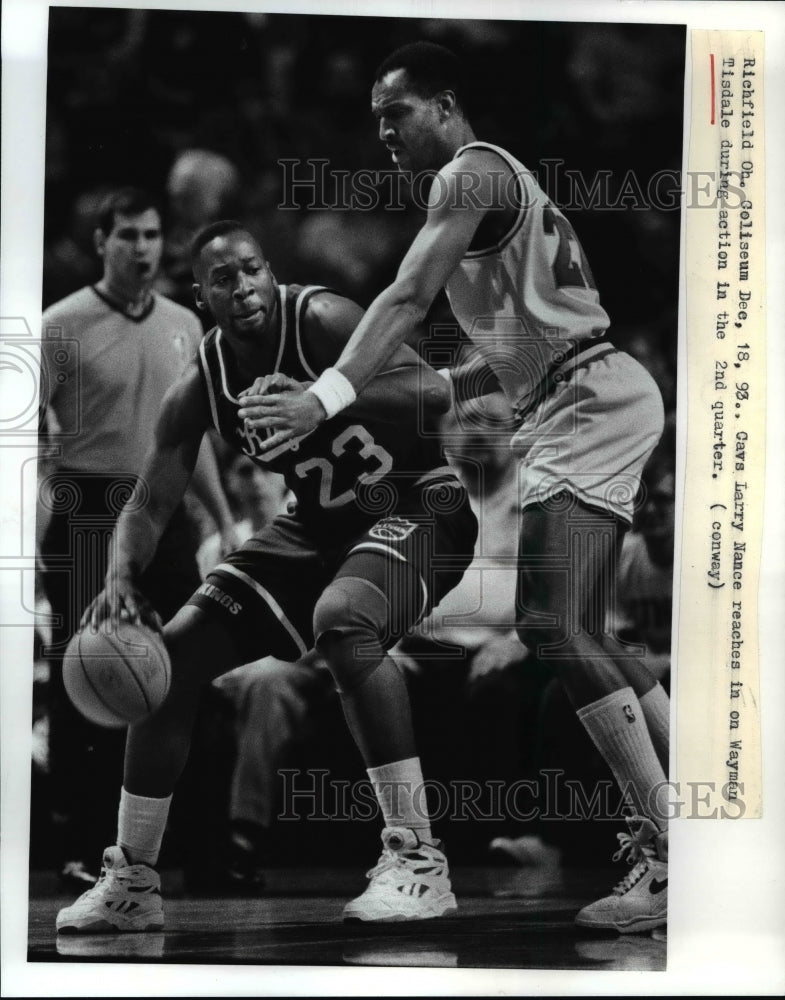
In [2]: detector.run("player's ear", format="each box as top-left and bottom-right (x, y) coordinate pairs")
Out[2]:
(93, 227), (106, 259)
(192, 282), (207, 312)
(437, 90), (456, 120)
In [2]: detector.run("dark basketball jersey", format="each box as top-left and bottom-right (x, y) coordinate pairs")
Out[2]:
(197, 283), (453, 538)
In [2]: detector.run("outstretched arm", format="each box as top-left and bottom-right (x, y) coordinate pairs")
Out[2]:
(237, 291), (453, 430)
(86, 366), (210, 628)
(310, 295), (453, 423)
(250, 152), (495, 452)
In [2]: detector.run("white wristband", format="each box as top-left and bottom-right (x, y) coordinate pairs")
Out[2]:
(307, 367), (357, 419)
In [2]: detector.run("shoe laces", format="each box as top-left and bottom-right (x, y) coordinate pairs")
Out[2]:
(74, 861), (123, 903)
(365, 839), (444, 884)
(610, 816), (659, 895)
(365, 847), (401, 881)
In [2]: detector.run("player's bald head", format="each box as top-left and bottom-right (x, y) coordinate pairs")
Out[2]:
(191, 220), (265, 279)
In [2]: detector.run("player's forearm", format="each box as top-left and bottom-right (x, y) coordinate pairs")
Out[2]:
(345, 364), (451, 425)
(107, 447), (197, 584)
(108, 505), (166, 584)
(306, 285), (429, 424)
(336, 284), (426, 395)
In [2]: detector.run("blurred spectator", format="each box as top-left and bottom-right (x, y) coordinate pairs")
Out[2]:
(158, 149), (243, 314)
(213, 653), (332, 890)
(197, 454), (291, 578)
(296, 210), (418, 305)
(42, 188), (109, 308)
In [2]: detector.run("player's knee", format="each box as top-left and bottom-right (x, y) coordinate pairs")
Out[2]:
(313, 582), (353, 642)
(515, 617), (567, 663)
(312, 577), (388, 694)
(515, 617), (543, 652)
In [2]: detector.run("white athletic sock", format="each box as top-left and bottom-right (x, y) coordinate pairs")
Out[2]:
(117, 788), (172, 867)
(639, 683), (670, 772)
(577, 688), (669, 830)
(367, 757), (433, 842)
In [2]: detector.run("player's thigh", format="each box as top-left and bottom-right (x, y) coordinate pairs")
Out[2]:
(516, 492), (624, 635)
(186, 516), (328, 665)
(163, 604), (247, 690)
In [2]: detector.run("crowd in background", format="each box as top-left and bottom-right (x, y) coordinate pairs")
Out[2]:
(34, 9), (682, 881)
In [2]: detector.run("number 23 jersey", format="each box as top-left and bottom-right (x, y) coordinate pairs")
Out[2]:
(197, 283), (453, 539)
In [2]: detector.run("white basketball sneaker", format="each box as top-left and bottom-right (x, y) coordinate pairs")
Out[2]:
(575, 816), (667, 934)
(343, 827), (458, 923)
(56, 846), (164, 934)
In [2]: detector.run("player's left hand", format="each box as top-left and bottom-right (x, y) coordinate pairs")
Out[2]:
(239, 372), (308, 399)
(237, 375), (326, 454)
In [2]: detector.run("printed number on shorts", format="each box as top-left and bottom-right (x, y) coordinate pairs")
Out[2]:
(294, 424), (393, 509)
(542, 205), (597, 290)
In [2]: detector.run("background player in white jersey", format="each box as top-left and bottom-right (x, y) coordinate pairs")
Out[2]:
(38, 187), (235, 888)
(244, 42), (670, 934)
(55, 222), (478, 934)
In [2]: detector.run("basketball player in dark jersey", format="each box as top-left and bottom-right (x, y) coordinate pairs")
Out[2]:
(55, 221), (477, 934)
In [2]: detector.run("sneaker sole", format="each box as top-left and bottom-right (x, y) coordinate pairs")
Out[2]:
(343, 893), (458, 924)
(575, 911), (667, 934)
(57, 915), (164, 935)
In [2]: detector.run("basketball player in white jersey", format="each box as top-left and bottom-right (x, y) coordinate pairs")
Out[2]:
(244, 42), (670, 934)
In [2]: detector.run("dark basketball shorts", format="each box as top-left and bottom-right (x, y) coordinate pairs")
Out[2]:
(187, 476), (478, 663)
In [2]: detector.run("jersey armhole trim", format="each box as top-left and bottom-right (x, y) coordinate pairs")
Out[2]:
(213, 329), (240, 404)
(294, 285), (329, 380)
(198, 337), (222, 433)
(274, 285), (288, 374)
(453, 142), (529, 259)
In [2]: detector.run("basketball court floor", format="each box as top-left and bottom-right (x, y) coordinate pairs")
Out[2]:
(28, 865), (666, 971)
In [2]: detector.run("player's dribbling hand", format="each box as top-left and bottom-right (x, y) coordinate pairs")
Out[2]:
(237, 375), (325, 454)
(81, 577), (162, 634)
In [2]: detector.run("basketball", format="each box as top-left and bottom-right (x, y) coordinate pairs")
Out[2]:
(62, 620), (171, 728)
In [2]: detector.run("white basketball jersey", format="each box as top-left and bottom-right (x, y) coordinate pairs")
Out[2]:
(444, 142), (610, 412)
